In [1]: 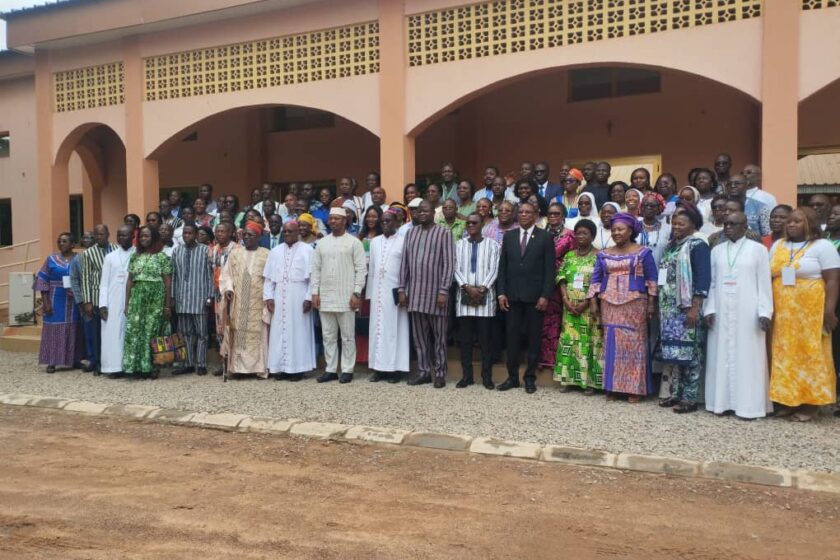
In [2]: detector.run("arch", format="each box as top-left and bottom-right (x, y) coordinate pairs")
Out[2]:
(143, 76), (380, 158)
(799, 5), (840, 102)
(52, 123), (127, 230)
(406, 18), (763, 136)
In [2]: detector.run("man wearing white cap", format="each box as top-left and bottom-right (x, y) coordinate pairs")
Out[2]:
(399, 197), (422, 238)
(311, 207), (367, 383)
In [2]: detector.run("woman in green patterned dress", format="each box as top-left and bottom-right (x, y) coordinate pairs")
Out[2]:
(122, 226), (173, 378)
(555, 219), (603, 394)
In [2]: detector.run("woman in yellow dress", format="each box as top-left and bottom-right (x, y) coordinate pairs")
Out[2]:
(769, 207), (840, 421)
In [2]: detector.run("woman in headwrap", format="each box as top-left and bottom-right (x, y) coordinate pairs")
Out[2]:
(594, 202), (620, 250)
(657, 201), (711, 413)
(566, 191), (599, 231)
(587, 212), (658, 403)
(639, 192), (671, 267)
(624, 188), (643, 218)
(539, 202), (577, 370)
(560, 169), (584, 217)
(679, 185), (701, 205)
(297, 213), (319, 248)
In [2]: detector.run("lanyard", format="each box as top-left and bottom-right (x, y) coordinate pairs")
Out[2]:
(787, 241), (810, 264)
(599, 228), (611, 248)
(725, 239), (745, 270)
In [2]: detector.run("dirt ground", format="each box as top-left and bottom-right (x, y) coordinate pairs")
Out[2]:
(1, 406), (839, 560)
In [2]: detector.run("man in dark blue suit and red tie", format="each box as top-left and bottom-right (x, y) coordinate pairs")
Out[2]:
(496, 201), (556, 394)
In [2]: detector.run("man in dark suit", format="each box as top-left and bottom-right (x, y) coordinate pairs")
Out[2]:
(496, 202), (556, 394)
(534, 161), (562, 204)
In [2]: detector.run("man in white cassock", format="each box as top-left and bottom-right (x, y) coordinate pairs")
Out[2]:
(263, 221), (316, 380)
(366, 209), (410, 383)
(97, 225), (135, 376)
(704, 211), (773, 419)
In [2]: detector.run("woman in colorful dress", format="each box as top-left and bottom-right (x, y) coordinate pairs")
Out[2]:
(538, 202), (576, 370)
(587, 213), (658, 402)
(555, 219), (603, 393)
(35, 232), (83, 373)
(122, 226), (173, 378)
(769, 207), (840, 422)
(657, 203), (711, 413)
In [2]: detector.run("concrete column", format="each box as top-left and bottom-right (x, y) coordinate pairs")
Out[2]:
(378, 0), (415, 198)
(760, 0), (799, 206)
(35, 50), (67, 258)
(123, 37), (159, 216)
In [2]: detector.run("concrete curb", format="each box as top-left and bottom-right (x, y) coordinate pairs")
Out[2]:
(2, 392), (839, 495)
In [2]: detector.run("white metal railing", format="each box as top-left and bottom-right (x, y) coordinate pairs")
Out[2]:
(0, 239), (41, 308)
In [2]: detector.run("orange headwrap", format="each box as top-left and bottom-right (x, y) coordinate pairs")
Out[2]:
(244, 220), (263, 235)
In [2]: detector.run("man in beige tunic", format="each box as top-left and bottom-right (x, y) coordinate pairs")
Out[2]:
(311, 207), (367, 384)
(220, 221), (270, 378)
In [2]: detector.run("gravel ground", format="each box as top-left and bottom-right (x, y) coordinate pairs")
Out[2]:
(2, 349), (839, 473)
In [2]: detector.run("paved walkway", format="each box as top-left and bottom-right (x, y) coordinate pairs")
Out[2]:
(1, 350), (838, 472)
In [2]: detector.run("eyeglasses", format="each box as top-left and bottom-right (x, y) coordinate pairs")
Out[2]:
(547, 211), (564, 216)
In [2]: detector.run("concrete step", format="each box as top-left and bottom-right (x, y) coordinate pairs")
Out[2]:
(3, 325), (41, 337)
(0, 334), (41, 353)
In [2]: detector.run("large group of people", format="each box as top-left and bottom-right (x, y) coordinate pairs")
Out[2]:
(35, 154), (840, 421)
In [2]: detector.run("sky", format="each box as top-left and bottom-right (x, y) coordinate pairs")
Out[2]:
(0, 0), (70, 50)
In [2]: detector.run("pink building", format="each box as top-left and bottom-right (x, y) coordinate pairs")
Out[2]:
(0, 0), (839, 268)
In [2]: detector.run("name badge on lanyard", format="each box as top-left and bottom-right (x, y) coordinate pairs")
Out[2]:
(62, 276), (72, 289)
(781, 266), (796, 286)
(573, 272), (585, 291)
(657, 268), (668, 286)
(722, 274), (738, 294)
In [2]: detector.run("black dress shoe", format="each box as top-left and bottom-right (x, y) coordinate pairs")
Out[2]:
(92, 369), (102, 377)
(525, 383), (537, 394)
(286, 374), (303, 382)
(483, 379), (495, 390)
(171, 366), (195, 376)
(45, 365), (56, 374)
(369, 372), (384, 382)
(455, 377), (474, 388)
(107, 371), (123, 379)
(196, 367), (208, 376)
(407, 374), (431, 386)
(339, 372), (354, 384)
(81, 363), (94, 373)
(387, 373), (402, 384)
(212, 367), (224, 377)
(659, 397), (679, 408)
(433, 378), (446, 389)
(317, 372), (339, 383)
(496, 378), (520, 391)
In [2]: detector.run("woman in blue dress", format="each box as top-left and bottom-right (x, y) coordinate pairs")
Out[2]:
(34, 232), (83, 373)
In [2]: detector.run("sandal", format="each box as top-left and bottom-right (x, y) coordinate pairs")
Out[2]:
(584, 388), (595, 396)
(790, 412), (814, 422)
(628, 395), (641, 404)
(45, 365), (56, 374)
(773, 406), (796, 418)
(659, 397), (679, 408)
(606, 392), (618, 402)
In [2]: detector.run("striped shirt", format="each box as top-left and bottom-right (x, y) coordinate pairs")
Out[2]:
(310, 233), (367, 312)
(171, 243), (214, 314)
(399, 223), (454, 316)
(80, 243), (118, 305)
(454, 237), (500, 318)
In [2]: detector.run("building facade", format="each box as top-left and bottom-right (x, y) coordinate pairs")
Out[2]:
(0, 0), (839, 262)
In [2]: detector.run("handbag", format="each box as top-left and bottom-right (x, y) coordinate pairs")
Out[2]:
(150, 332), (188, 366)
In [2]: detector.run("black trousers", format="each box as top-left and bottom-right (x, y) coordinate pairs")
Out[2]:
(505, 301), (544, 384)
(458, 316), (493, 381)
